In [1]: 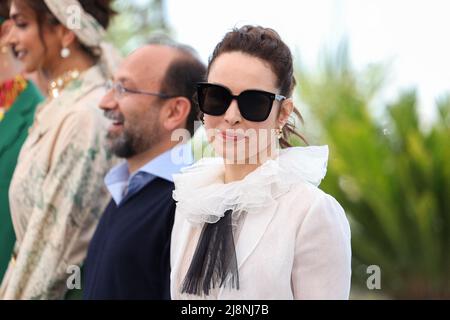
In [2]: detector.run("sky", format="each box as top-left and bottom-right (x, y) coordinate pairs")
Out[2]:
(165, 0), (450, 125)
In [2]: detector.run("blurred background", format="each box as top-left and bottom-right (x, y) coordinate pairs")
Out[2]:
(108, 0), (450, 299)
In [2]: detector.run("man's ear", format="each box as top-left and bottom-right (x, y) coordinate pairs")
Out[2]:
(277, 98), (294, 126)
(161, 97), (191, 132)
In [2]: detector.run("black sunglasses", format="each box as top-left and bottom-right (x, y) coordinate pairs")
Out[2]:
(197, 82), (286, 122)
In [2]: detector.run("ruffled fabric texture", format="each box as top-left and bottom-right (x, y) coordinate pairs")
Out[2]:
(172, 146), (329, 225)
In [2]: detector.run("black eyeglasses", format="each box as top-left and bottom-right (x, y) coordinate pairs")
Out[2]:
(197, 82), (286, 122)
(105, 80), (175, 100)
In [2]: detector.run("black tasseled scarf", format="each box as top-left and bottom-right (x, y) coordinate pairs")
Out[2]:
(181, 209), (239, 296)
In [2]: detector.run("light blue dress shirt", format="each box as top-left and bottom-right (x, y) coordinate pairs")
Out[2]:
(105, 143), (194, 205)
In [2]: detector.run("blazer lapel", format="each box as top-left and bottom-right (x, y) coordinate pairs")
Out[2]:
(217, 202), (278, 298)
(235, 202), (279, 269)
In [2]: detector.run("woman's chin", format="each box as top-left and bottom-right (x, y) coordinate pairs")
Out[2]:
(21, 55), (45, 74)
(22, 62), (39, 74)
(212, 146), (258, 165)
(210, 134), (278, 164)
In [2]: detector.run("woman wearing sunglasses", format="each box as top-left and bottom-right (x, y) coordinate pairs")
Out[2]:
(170, 25), (351, 299)
(0, 0), (120, 299)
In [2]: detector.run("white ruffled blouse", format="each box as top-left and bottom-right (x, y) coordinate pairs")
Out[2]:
(170, 146), (352, 300)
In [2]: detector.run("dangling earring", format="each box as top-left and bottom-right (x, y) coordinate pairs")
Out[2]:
(276, 125), (283, 140)
(60, 47), (71, 59)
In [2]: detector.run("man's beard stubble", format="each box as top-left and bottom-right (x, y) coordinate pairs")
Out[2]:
(104, 110), (161, 159)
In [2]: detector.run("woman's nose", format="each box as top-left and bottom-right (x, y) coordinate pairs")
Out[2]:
(3, 23), (17, 46)
(223, 99), (242, 126)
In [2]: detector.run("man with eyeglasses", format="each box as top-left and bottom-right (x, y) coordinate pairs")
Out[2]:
(83, 40), (206, 300)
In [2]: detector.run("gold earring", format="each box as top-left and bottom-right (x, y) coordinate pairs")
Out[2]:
(276, 125), (283, 140)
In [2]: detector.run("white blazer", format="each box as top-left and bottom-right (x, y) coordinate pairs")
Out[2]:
(170, 146), (352, 300)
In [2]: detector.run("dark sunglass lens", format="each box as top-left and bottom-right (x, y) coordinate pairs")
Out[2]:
(238, 91), (273, 122)
(198, 85), (231, 116)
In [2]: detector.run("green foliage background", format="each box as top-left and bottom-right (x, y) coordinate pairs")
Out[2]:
(108, 0), (170, 55)
(297, 44), (450, 299)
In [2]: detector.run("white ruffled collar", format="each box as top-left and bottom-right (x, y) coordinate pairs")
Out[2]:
(172, 146), (329, 224)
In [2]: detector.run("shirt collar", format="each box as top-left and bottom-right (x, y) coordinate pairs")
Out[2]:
(105, 142), (194, 205)
(139, 142), (194, 182)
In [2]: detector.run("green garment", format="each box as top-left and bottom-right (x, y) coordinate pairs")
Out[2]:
(0, 81), (43, 281)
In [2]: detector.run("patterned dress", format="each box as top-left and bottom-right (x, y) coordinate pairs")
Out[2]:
(0, 65), (116, 299)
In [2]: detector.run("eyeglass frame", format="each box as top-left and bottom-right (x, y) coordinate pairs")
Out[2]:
(104, 80), (176, 100)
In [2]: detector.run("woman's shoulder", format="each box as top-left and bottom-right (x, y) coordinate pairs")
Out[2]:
(283, 182), (350, 237)
(61, 67), (108, 121)
(51, 86), (108, 144)
(71, 67), (108, 110)
(288, 181), (344, 212)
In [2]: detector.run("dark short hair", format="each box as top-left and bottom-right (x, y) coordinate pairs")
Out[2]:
(153, 39), (206, 137)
